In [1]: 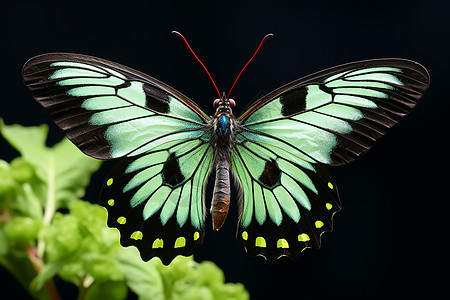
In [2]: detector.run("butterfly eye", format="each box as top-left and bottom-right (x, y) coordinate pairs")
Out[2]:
(229, 99), (236, 108)
(213, 99), (220, 108)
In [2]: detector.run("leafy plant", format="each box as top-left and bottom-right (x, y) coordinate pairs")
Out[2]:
(0, 120), (249, 300)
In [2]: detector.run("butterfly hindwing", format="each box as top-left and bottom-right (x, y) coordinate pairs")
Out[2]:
(22, 53), (209, 159)
(100, 133), (213, 265)
(238, 59), (430, 165)
(232, 137), (340, 263)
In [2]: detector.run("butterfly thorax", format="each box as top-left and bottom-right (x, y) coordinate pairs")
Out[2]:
(211, 94), (237, 157)
(218, 115), (231, 136)
(210, 95), (236, 231)
(212, 113), (235, 147)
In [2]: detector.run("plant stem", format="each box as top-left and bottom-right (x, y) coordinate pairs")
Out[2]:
(37, 157), (56, 257)
(26, 158), (61, 300)
(25, 244), (61, 300)
(42, 157), (56, 225)
(77, 284), (87, 300)
(77, 275), (94, 300)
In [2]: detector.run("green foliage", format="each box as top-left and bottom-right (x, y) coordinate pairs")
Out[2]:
(0, 120), (249, 300)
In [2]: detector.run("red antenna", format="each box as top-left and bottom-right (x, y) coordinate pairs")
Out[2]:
(227, 33), (273, 100)
(172, 31), (221, 99)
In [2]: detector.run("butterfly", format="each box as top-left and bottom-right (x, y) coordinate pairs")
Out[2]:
(22, 33), (429, 265)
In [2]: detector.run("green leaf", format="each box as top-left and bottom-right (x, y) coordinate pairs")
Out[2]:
(16, 182), (44, 220)
(0, 119), (102, 217)
(192, 261), (224, 285)
(0, 226), (9, 256)
(117, 250), (249, 300)
(156, 257), (250, 300)
(69, 200), (109, 236)
(31, 257), (71, 291)
(0, 159), (16, 197)
(0, 119), (50, 174)
(10, 157), (35, 183)
(0, 158), (44, 220)
(40, 213), (83, 261)
(83, 253), (124, 281)
(39, 201), (125, 286)
(4, 216), (42, 243)
(85, 280), (128, 300)
(116, 247), (165, 300)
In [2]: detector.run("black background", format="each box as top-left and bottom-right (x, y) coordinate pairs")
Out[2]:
(1, 0), (449, 299)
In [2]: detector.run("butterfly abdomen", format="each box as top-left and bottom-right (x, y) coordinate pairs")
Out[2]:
(211, 159), (231, 231)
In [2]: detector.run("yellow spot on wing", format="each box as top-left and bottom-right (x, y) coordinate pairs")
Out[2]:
(130, 231), (143, 240)
(194, 232), (200, 241)
(107, 178), (114, 186)
(242, 231), (248, 240)
(277, 238), (289, 248)
(328, 182), (334, 189)
(326, 203), (333, 210)
(107, 199), (115, 206)
(152, 238), (163, 248)
(174, 237), (186, 248)
(298, 233), (310, 242)
(117, 216), (126, 224)
(255, 237), (266, 247)
(315, 220), (324, 228)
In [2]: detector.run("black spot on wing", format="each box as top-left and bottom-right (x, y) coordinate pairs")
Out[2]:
(162, 153), (185, 187)
(143, 83), (170, 113)
(280, 86), (307, 116)
(259, 160), (281, 188)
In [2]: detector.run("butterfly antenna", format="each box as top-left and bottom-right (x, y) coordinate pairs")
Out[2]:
(172, 31), (221, 99)
(227, 33), (274, 100)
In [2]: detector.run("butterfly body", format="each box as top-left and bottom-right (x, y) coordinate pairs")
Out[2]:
(210, 94), (236, 230)
(22, 51), (429, 265)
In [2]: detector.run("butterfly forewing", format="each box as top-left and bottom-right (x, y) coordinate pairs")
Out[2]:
(22, 53), (209, 159)
(238, 59), (430, 165)
(233, 58), (429, 262)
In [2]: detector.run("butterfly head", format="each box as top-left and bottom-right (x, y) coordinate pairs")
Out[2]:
(213, 92), (235, 112)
